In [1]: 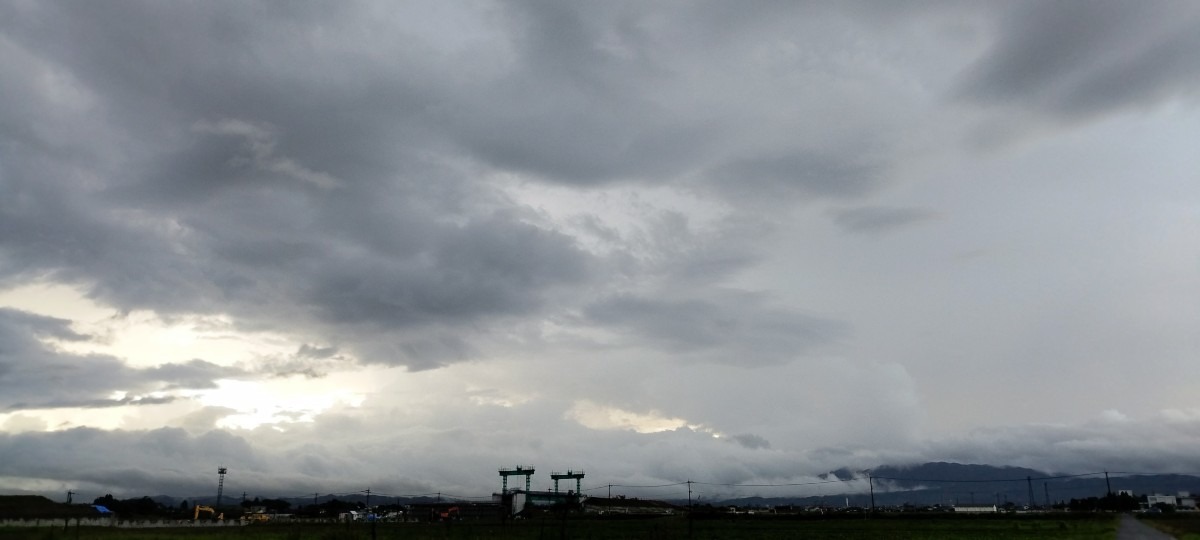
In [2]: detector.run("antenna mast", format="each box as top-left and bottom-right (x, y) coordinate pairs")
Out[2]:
(216, 467), (228, 508)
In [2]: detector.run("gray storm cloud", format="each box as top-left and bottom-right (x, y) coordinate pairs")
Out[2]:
(956, 1), (1200, 121)
(1, 1), (1199, 498)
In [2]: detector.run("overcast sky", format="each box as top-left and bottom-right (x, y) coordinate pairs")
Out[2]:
(2, 1), (1199, 502)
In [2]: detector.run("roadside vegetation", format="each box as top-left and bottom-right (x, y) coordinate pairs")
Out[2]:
(1139, 512), (1200, 540)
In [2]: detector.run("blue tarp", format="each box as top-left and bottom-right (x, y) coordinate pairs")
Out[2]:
(92, 505), (113, 514)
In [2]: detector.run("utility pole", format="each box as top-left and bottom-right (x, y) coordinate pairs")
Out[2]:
(66, 490), (74, 504)
(608, 484), (612, 499)
(1026, 476), (1034, 508)
(867, 473), (875, 516)
(365, 488), (371, 508)
(1104, 471), (1112, 497)
(687, 480), (694, 539)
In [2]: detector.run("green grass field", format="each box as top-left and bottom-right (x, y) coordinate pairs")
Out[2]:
(0, 514), (1120, 540)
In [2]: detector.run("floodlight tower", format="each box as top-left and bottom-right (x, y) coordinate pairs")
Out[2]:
(550, 470), (585, 494)
(216, 467), (228, 508)
(499, 465), (535, 493)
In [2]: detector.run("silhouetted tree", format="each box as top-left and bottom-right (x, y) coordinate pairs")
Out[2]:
(1067, 493), (1138, 512)
(259, 498), (291, 512)
(93, 495), (118, 512)
(89, 495), (169, 518)
(295, 498), (361, 517)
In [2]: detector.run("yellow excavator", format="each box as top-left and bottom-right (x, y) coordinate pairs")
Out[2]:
(193, 505), (224, 521)
(242, 513), (270, 524)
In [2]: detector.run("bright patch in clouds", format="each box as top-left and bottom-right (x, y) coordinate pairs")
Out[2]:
(0, 283), (111, 322)
(567, 400), (718, 435)
(467, 387), (533, 408)
(0, 282), (365, 432)
(1, 414), (48, 433)
(198, 379), (368, 430)
(0, 282), (294, 369)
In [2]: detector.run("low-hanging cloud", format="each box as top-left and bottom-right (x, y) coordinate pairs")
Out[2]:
(583, 292), (847, 366)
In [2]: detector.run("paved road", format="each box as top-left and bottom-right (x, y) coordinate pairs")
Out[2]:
(1117, 514), (1176, 540)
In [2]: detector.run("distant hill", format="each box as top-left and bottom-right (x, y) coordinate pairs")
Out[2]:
(716, 462), (1200, 509)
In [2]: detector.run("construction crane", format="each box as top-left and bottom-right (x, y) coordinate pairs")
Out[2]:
(499, 466), (535, 493)
(551, 470), (585, 494)
(193, 505), (224, 521)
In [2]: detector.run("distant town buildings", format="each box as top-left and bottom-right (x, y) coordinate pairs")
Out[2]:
(1144, 491), (1197, 511)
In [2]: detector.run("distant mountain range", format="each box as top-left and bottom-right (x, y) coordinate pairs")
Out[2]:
(144, 462), (1200, 510)
(715, 462), (1200, 509)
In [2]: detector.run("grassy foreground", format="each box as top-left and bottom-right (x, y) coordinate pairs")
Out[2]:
(1140, 513), (1200, 540)
(0, 514), (1119, 540)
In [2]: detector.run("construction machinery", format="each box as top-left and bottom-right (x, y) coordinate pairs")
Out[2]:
(193, 505), (224, 521)
(242, 513), (270, 524)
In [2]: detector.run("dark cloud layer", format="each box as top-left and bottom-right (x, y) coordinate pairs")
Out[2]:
(709, 152), (882, 203)
(584, 292), (845, 365)
(957, 1), (1200, 121)
(833, 206), (938, 235)
(0, 1), (602, 368)
(0, 0), (915, 369)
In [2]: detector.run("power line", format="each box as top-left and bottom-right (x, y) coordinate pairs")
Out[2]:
(167, 469), (1200, 508)
(871, 471), (1109, 484)
(691, 478), (848, 488)
(591, 481), (690, 489)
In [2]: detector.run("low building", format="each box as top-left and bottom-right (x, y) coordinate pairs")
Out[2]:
(582, 496), (677, 516)
(1147, 494), (1177, 507)
(494, 491), (579, 516)
(952, 504), (998, 514)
